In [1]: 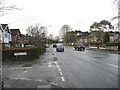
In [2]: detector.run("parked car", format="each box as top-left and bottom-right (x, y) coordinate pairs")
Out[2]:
(74, 43), (85, 51)
(53, 44), (57, 48)
(56, 44), (64, 52)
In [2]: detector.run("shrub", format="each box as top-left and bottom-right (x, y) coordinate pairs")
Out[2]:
(105, 42), (120, 46)
(2, 47), (46, 61)
(87, 42), (102, 45)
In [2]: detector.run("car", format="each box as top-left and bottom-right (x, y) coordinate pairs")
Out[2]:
(74, 43), (85, 51)
(53, 44), (57, 48)
(56, 44), (64, 52)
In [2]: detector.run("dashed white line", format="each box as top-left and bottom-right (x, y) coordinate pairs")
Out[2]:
(106, 63), (119, 68)
(59, 71), (63, 76)
(48, 62), (52, 67)
(58, 68), (61, 72)
(54, 61), (57, 65)
(54, 61), (65, 82)
(61, 76), (65, 82)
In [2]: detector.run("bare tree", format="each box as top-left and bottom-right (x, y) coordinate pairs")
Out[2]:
(59, 24), (73, 41)
(26, 24), (47, 46)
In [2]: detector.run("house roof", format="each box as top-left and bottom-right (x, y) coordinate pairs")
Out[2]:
(1, 24), (11, 33)
(0, 24), (3, 31)
(10, 29), (21, 35)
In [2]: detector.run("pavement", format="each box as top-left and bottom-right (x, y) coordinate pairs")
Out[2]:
(2, 47), (63, 89)
(87, 46), (120, 54)
(2, 78), (62, 89)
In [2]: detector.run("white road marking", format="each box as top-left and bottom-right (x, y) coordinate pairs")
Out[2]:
(56, 64), (59, 67)
(59, 71), (63, 76)
(23, 70), (28, 73)
(54, 61), (66, 82)
(8, 77), (46, 82)
(56, 65), (60, 69)
(9, 67), (32, 70)
(54, 61), (57, 65)
(48, 62), (52, 67)
(61, 76), (65, 82)
(58, 68), (61, 72)
(106, 63), (119, 68)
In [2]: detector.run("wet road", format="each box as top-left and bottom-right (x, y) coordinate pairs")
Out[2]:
(52, 46), (119, 88)
(2, 45), (119, 88)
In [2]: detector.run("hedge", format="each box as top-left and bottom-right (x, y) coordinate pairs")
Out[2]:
(87, 42), (102, 45)
(2, 47), (46, 61)
(105, 42), (120, 46)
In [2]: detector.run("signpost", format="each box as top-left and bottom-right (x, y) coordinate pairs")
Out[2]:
(14, 52), (27, 60)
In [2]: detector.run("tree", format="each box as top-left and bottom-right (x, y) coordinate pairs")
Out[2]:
(64, 32), (76, 43)
(90, 20), (114, 31)
(26, 24), (47, 47)
(59, 24), (73, 41)
(103, 32), (110, 44)
(90, 20), (114, 43)
(99, 20), (114, 30)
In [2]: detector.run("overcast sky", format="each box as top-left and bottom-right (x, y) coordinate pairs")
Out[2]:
(0, 0), (118, 37)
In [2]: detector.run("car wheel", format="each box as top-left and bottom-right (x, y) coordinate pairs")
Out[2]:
(83, 48), (85, 51)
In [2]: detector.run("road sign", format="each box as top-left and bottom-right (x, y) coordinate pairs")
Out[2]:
(14, 52), (27, 56)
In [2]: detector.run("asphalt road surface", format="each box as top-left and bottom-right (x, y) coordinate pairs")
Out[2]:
(2, 45), (119, 88)
(52, 46), (119, 88)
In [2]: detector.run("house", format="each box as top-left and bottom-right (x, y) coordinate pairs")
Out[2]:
(10, 29), (21, 46)
(1, 24), (11, 48)
(0, 24), (3, 49)
(18, 34), (27, 47)
(0, 24), (3, 42)
(109, 31), (120, 42)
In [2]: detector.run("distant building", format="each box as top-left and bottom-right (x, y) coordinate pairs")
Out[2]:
(49, 34), (54, 40)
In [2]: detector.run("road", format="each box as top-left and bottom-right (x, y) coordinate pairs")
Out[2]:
(2, 45), (119, 88)
(53, 46), (119, 88)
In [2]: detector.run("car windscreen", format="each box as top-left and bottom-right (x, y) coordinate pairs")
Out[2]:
(57, 45), (64, 48)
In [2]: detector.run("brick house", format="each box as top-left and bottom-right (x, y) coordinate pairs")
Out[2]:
(10, 29), (21, 46)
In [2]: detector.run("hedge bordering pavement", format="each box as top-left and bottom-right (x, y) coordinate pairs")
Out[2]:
(2, 47), (46, 61)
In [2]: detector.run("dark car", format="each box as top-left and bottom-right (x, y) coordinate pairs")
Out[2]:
(74, 43), (85, 51)
(56, 44), (64, 52)
(53, 44), (57, 48)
